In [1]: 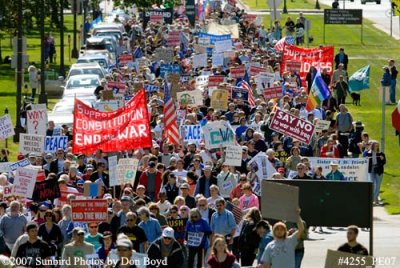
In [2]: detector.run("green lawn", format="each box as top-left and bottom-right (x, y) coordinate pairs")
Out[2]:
(243, 0), (329, 10)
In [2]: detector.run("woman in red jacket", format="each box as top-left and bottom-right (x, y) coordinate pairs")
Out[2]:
(138, 161), (163, 201)
(320, 138), (340, 158)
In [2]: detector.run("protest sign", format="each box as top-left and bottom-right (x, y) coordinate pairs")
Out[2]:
(281, 45), (334, 85)
(19, 134), (45, 155)
(117, 158), (139, 185)
(214, 39), (232, 53)
(180, 125), (202, 145)
(193, 44), (207, 54)
(180, 32), (190, 48)
(307, 157), (369, 181)
(45, 136), (68, 153)
(249, 65), (266, 76)
(286, 61), (302, 73)
(119, 54), (133, 65)
(208, 75), (225, 88)
(247, 152), (277, 190)
(167, 73), (181, 98)
(315, 120), (331, 132)
(32, 179), (61, 201)
(156, 48), (174, 63)
(231, 87), (249, 101)
(211, 89), (228, 111)
(0, 162), (11, 173)
(211, 53), (224, 67)
(324, 250), (375, 268)
(197, 33), (231, 45)
(27, 109), (47, 135)
(177, 90), (203, 106)
(198, 37), (210, 46)
(255, 73), (275, 89)
(167, 218), (187, 243)
(144, 84), (160, 93)
(223, 50), (236, 60)
(8, 158), (30, 172)
(71, 200), (108, 222)
(206, 22), (239, 39)
(83, 181), (101, 197)
(225, 145), (243, 166)
(160, 64), (181, 78)
(263, 87), (284, 99)
(13, 167), (39, 198)
(195, 75), (209, 90)
(31, 104), (47, 110)
(230, 66), (245, 79)
(269, 109), (315, 144)
(142, 8), (173, 28)
(167, 31), (181, 47)
(2, 185), (13, 197)
(107, 81), (127, 92)
(202, 120), (236, 149)
(93, 100), (122, 112)
(108, 155), (118, 187)
(73, 89), (152, 154)
(0, 114), (14, 141)
(193, 53), (208, 69)
(261, 181), (299, 222)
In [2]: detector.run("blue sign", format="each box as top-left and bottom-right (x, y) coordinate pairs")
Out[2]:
(45, 136), (68, 153)
(9, 159), (30, 172)
(180, 125), (202, 145)
(198, 32), (231, 45)
(160, 64), (181, 78)
(231, 87), (249, 101)
(144, 84), (160, 92)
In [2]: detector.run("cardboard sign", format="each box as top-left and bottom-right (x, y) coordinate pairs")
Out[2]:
(32, 179), (61, 201)
(177, 90), (203, 106)
(307, 157), (369, 182)
(214, 39), (232, 53)
(208, 75), (225, 88)
(45, 136), (68, 153)
(180, 125), (202, 145)
(263, 87), (284, 99)
(286, 61), (302, 73)
(27, 109), (47, 135)
(314, 120), (331, 133)
(230, 66), (245, 79)
(108, 155), (118, 187)
(8, 159), (30, 172)
(19, 134), (45, 155)
(269, 109), (315, 144)
(160, 64), (181, 78)
(211, 89), (228, 111)
(13, 167), (39, 198)
(225, 145), (243, 166)
(261, 180), (299, 222)
(119, 54), (133, 65)
(231, 87), (249, 101)
(198, 37), (210, 46)
(193, 53), (208, 69)
(255, 73), (275, 89)
(249, 65), (266, 76)
(2, 185), (13, 197)
(144, 84), (160, 93)
(83, 181), (101, 197)
(195, 75), (209, 90)
(202, 120), (236, 149)
(0, 114), (15, 140)
(71, 200), (108, 222)
(324, 250), (375, 268)
(156, 48), (175, 63)
(117, 158), (139, 185)
(211, 53), (224, 67)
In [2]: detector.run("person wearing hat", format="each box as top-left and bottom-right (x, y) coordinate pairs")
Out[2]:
(147, 227), (184, 268)
(113, 238), (137, 268)
(28, 153), (37, 165)
(139, 161), (163, 201)
(76, 154), (86, 174)
(179, 183), (196, 209)
(118, 211), (148, 253)
(96, 231), (115, 262)
(61, 227), (95, 267)
(326, 161), (345, 181)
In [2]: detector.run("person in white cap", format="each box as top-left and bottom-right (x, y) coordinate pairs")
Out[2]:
(147, 227), (184, 268)
(112, 238), (136, 268)
(326, 161), (345, 181)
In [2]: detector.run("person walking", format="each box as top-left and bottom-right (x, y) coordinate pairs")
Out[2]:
(381, 66), (392, 105)
(365, 141), (386, 204)
(338, 225), (368, 255)
(28, 65), (39, 100)
(388, 59), (398, 104)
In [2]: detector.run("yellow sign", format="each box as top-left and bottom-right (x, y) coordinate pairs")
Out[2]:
(211, 89), (228, 111)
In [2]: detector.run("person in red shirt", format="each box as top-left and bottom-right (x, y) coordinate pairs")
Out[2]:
(207, 236), (237, 268)
(138, 161), (163, 201)
(230, 174), (247, 200)
(320, 138), (340, 158)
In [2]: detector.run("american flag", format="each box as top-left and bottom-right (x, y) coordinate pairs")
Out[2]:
(226, 201), (243, 224)
(163, 82), (180, 145)
(237, 71), (256, 108)
(274, 35), (296, 51)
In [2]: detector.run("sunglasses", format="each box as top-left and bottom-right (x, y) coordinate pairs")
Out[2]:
(89, 226), (98, 229)
(170, 211), (177, 214)
(77, 233), (85, 236)
(163, 237), (172, 240)
(117, 248), (130, 252)
(127, 219), (135, 222)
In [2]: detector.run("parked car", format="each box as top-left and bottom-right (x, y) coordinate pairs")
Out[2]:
(62, 74), (101, 98)
(66, 62), (106, 80)
(76, 54), (112, 72)
(48, 97), (95, 127)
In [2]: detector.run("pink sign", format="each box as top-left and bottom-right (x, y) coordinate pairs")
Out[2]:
(286, 61), (302, 72)
(263, 87), (283, 99)
(269, 109), (315, 144)
(249, 65), (266, 76)
(208, 75), (225, 87)
(230, 66), (245, 79)
(119, 54), (133, 65)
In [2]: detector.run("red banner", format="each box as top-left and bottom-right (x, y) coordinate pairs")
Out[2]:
(263, 87), (284, 99)
(269, 109), (315, 144)
(107, 81), (127, 91)
(249, 65), (266, 76)
(281, 45), (334, 87)
(230, 66), (245, 79)
(208, 75), (225, 87)
(71, 200), (108, 222)
(72, 89), (152, 154)
(118, 54), (133, 65)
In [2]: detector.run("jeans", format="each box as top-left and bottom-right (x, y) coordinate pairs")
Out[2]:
(295, 249), (305, 268)
(370, 172), (383, 201)
(390, 79), (397, 103)
(188, 247), (203, 268)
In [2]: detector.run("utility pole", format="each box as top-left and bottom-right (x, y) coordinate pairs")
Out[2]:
(38, 0), (48, 105)
(72, 0), (79, 58)
(13, 0), (24, 142)
(60, 0), (65, 77)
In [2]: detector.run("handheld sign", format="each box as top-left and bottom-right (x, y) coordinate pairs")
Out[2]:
(0, 114), (15, 140)
(71, 200), (108, 222)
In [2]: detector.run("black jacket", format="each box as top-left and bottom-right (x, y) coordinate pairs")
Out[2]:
(49, 159), (64, 174)
(90, 171), (110, 187)
(238, 220), (260, 252)
(197, 175), (218, 196)
(147, 238), (184, 268)
(366, 151), (386, 175)
(335, 53), (349, 70)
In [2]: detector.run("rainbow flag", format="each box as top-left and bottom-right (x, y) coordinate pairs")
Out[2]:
(306, 71), (330, 111)
(203, 0), (211, 18)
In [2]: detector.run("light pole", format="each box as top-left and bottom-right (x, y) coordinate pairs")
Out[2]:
(71, 0), (79, 58)
(283, 0), (288, 14)
(316, 0), (320, 9)
(60, 0), (65, 77)
(38, 0), (48, 105)
(4, 108), (8, 148)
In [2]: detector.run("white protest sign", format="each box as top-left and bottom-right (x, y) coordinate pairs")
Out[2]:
(255, 72), (275, 90)
(225, 145), (243, 166)
(8, 159), (30, 172)
(31, 104), (47, 110)
(307, 157), (369, 181)
(202, 121), (236, 149)
(180, 125), (202, 145)
(0, 114), (15, 140)
(19, 134), (45, 155)
(212, 53), (224, 67)
(187, 232), (204, 247)
(214, 39), (232, 53)
(2, 185), (14, 197)
(27, 109), (47, 135)
(117, 158), (139, 185)
(248, 152), (277, 195)
(193, 53), (208, 69)
(193, 44), (207, 54)
(13, 167), (38, 198)
(195, 75), (209, 91)
(0, 162), (12, 173)
(45, 136), (68, 153)
(108, 155), (118, 187)
(177, 90), (203, 106)
(198, 37), (210, 46)
(314, 120), (331, 132)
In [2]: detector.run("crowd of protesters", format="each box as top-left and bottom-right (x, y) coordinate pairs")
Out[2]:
(0, 1), (389, 267)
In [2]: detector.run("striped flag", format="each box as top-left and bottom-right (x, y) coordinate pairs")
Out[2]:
(226, 201), (243, 224)
(236, 72), (256, 108)
(163, 82), (180, 145)
(306, 71), (330, 112)
(133, 47), (143, 59)
(274, 35), (296, 51)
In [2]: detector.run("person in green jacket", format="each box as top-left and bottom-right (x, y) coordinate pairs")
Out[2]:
(326, 161), (345, 181)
